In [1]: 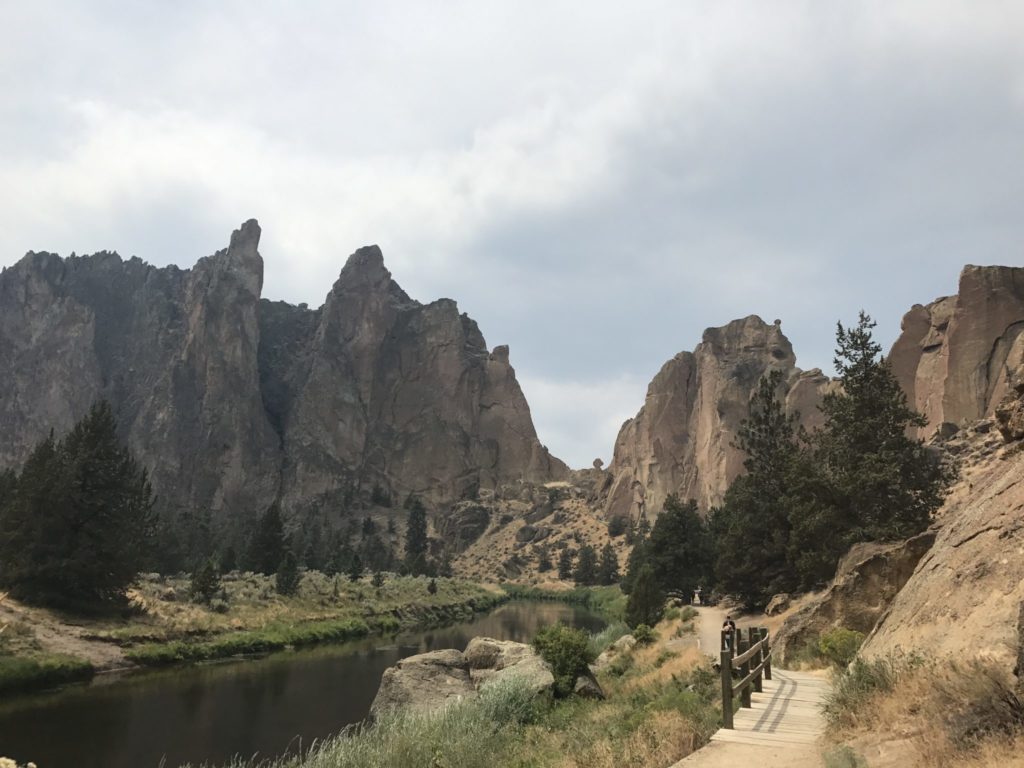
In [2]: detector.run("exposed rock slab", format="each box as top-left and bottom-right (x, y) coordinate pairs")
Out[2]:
(464, 636), (554, 694)
(861, 433), (1024, 670)
(774, 532), (935, 665)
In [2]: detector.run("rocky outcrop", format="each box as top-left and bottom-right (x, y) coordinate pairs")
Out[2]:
(370, 639), (555, 715)
(0, 221), (566, 541)
(0, 221), (280, 540)
(606, 316), (834, 516)
(861, 429), (1024, 670)
(889, 265), (1024, 439)
(774, 532), (935, 665)
(370, 649), (477, 715)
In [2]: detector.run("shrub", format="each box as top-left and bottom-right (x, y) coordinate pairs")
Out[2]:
(189, 559), (221, 604)
(275, 552), (300, 596)
(533, 624), (596, 697)
(824, 655), (922, 728)
(588, 621), (630, 657)
(633, 624), (656, 645)
(607, 515), (628, 537)
(818, 627), (865, 667)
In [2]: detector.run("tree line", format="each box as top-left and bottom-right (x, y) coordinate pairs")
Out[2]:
(0, 402), (446, 610)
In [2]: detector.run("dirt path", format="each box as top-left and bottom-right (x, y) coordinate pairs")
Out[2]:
(0, 594), (129, 670)
(693, 606), (728, 658)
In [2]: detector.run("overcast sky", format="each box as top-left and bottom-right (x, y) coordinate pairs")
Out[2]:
(2, 1), (1023, 467)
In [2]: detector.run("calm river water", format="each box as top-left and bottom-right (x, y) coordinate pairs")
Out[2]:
(0, 601), (605, 768)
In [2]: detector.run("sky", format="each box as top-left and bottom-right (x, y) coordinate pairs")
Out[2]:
(2, 1), (1023, 468)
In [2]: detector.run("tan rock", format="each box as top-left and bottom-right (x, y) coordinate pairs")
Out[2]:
(889, 266), (1024, 438)
(861, 436), (1024, 671)
(605, 316), (833, 516)
(774, 532), (935, 666)
(369, 649), (476, 715)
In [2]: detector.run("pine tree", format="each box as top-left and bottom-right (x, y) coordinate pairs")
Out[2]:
(347, 553), (364, 582)
(0, 402), (155, 608)
(646, 495), (709, 600)
(246, 505), (285, 575)
(597, 542), (620, 586)
(371, 570), (385, 588)
(427, 578), (438, 595)
(710, 369), (804, 608)
(190, 558), (221, 604)
(404, 498), (429, 576)
(275, 551), (301, 596)
(557, 547), (574, 580)
(573, 544), (598, 585)
(791, 312), (954, 587)
(625, 564), (665, 628)
(537, 548), (553, 573)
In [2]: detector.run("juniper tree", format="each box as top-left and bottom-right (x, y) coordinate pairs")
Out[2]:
(597, 542), (620, 586)
(573, 544), (598, 585)
(246, 505), (285, 575)
(557, 547), (574, 581)
(646, 495), (709, 601)
(625, 564), (664, 628)
(275, 551), (301, 596)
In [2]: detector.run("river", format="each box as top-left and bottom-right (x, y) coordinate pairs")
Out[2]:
(0, 601), (606, 768)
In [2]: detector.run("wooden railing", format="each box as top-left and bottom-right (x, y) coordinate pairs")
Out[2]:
(719, 626), (772, 729)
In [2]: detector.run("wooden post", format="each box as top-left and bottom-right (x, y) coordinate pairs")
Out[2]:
(738, 630), (751, 708)
(753, 628), (764, 693)
(720, 644), (734, 729)
(761, 627), (772, 681)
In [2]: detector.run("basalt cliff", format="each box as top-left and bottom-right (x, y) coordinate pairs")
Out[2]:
(0, 220), (566, 540)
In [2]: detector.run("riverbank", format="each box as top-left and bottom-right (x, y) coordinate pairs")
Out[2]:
(0, 572), (508, 693)
(187, 606), (720, 768)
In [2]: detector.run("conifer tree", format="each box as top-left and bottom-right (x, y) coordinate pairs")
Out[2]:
(597, 542), (620, 586)
(646, 495), (709, 600)
(347, 552), (364, 582)
(557, 547), (574, 580)
(573, 544), (598, 585)
(275, 551), (301, 596)
(190, 558), (221, 604)
(404, 498), (429, 576)
(246, 505), (285, 575)
(790, 312), (954, 586)
(0, 402), (155, 608)
(625, 564), (664, 628)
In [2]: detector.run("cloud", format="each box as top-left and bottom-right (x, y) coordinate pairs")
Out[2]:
(1, 1), (1023, 467)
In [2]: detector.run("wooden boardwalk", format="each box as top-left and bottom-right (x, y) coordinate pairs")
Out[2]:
(710, 668), (828, 747)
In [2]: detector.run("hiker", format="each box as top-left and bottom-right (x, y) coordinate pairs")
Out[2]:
(722, 615), (737, 651)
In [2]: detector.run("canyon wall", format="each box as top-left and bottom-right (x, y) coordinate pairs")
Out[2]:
(0, 221), (566, 537)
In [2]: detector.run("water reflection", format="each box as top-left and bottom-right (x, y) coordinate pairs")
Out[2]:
(0, 601), (605, 768)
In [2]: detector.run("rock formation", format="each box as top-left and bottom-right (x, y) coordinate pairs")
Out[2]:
(889, 265), (1024, 439)
(605, 316), (834, 517)
(0, 221), (566, 540)
(861, 401), (1024, 670)
(369, 638), (561, 715)
(773, 531), (935, 665)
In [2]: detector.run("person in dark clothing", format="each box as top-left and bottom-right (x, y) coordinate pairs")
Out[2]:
(722, 615), (737, 651)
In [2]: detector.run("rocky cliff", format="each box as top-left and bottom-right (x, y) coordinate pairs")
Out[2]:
(605, 316), (834, 518)
(889, 265), (1024, 439)
(0, 221), (566, 539)
(608, 265), (1024, 521)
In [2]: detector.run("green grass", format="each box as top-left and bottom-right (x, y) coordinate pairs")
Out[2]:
(0, 653), (94, 694)
(501, 585), (626, 621)
(125, 618), (372, 665)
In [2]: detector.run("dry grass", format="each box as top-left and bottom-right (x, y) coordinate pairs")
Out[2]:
(827, 655), (1024, 768)
(554, 709), (704, 768)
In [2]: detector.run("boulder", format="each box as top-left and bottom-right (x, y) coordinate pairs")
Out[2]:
(573, 670), (605, 699)
(464, 637), (555, 695)
(765, 593), (791, 616)
(369, 649), (476, 715)
(593, 634), (636, 672)
(774, 531), (935, 666)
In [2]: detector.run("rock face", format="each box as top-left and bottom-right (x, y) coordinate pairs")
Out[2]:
(606, 316), (834, 516)
(889, 265), (1024, 439)
(0, 221), (567, 539)
(861, 428), (1024, 671)
(773, 532), (935, 665)
(370, 649), (476, 715)
(371, 639), (554, 715)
